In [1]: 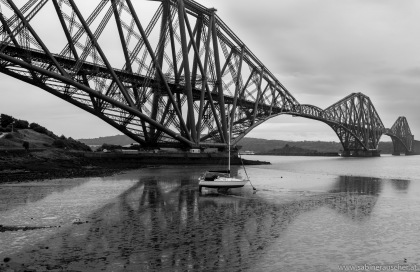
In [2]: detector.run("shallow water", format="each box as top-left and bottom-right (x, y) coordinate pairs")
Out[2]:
(0, 156), (420, 271)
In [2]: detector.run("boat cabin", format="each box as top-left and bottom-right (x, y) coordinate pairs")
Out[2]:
(202, 170), (230, 181)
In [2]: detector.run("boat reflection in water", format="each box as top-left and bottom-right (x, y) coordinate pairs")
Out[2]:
(2, 168), (406, 271)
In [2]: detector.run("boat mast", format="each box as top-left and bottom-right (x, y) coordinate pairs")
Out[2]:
(228, 110), (230, 177)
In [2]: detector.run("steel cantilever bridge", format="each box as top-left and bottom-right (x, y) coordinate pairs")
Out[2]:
(0, 0), (415, 156)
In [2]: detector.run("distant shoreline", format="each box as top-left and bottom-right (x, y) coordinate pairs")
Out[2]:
(255, 152), (340, 157)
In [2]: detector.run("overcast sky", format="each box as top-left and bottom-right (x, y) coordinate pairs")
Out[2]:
(1, 0), (419, 142)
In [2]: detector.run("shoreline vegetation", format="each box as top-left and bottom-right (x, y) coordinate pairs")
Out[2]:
(0, 148), (269, 183)
(2, 113), (418, 183)
(0, 149), (121, 183)
(0, 113), (270, 183)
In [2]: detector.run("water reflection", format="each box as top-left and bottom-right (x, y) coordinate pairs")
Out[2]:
(1, 169), (390, 271)
(325, 176), (414, 220)
(390, 179), (410, 191)
(0, 179), (88, 212)
(325, 194), (377, 221)
(330, 176), (383, 195)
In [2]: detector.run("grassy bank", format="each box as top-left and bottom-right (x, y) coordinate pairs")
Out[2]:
(0, 128), (269, 183)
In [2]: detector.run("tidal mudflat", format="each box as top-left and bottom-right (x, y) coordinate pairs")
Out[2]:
(1, 156), (419, 271)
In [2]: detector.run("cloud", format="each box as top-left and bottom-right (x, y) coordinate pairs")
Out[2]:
(246, 115), (339, 141)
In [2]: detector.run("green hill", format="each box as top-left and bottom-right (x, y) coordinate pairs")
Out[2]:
(0, 129), (55, 149)
(78, 135), (134, 146)
(0, 113), (90, 151)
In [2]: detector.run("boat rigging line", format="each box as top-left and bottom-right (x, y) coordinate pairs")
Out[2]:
(239, 154), (257, 191)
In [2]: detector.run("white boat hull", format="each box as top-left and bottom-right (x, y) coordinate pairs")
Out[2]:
(199, 177), (248, 189)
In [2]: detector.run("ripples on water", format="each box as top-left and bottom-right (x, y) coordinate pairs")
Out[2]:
(0, 156), (419, 272)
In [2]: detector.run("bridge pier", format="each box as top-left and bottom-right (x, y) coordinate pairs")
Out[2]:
(392, 149), (416, 156)
(392, 151), (417, 156)
(341, 150), (381, 157)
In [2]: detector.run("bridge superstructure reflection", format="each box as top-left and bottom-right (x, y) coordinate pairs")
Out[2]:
(2, 168), (398, 271)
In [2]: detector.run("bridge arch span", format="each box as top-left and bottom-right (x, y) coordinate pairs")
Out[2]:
(232, 107), (372, 154)
(233, 93), (385, 154)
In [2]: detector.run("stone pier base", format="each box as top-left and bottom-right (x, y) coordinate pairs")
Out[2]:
(341, 150), (381, 157)
(393, 151), (416, 156)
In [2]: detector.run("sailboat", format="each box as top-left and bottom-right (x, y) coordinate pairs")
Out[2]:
(198, 114), (249, 192)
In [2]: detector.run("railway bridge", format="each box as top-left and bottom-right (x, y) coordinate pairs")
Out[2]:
(0, 0), (415, 156)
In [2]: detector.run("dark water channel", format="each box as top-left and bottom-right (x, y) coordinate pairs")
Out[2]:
(0, 161), (419, 271)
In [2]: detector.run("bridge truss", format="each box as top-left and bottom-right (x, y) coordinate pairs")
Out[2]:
(385, 117), (414, 155)
(0, 0), (297, 149)
(0, 0), (415, 154)
(293, 93), (385, 156)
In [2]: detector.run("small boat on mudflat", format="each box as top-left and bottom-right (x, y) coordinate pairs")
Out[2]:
(198, 112), (253, 193)
(198, 170), (248, 192)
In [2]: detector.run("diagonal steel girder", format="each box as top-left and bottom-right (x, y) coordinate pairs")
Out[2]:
(1, 0), (414, 153)
(0, 52), (195, 147)
(0, 0), (300, 149)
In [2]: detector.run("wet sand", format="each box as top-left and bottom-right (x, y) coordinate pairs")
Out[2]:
(0, 149), (124, 183)
(0, 165), (419, 271)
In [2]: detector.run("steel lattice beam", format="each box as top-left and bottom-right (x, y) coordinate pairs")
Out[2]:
(0, 0), (415, 154)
